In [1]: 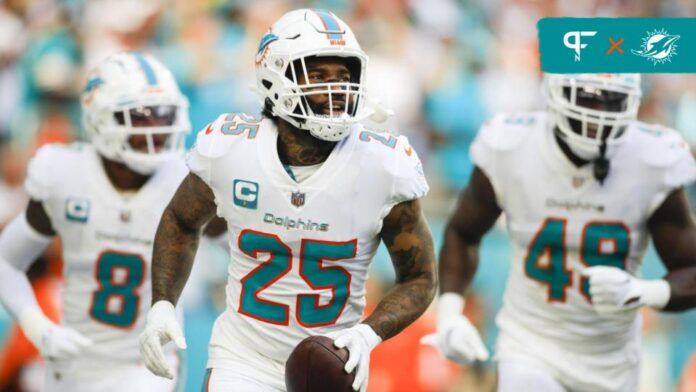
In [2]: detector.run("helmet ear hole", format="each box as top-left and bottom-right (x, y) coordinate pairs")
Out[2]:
(286, 59), (303, 82)
(292, 97), (310, 123)
(114, 111), (125, 125)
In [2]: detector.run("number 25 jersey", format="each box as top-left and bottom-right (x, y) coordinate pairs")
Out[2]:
(187, 113), (428, 364)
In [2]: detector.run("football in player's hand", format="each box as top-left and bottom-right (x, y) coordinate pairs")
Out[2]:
(285, 335), (354, 392)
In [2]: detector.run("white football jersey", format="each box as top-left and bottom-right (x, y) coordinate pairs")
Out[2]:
(24, 143), (187, 362)
(187, 113), (428, 365)
(471, 111), (696, 359)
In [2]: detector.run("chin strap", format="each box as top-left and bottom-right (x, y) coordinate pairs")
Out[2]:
(593, 140), (610, 185)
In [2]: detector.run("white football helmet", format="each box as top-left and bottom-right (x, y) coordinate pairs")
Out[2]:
(81, 52), (190, 174)
(544, 73), (642, 159)
(255, 9), (387, 141)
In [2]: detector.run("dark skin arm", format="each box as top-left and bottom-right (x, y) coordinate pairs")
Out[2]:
(28, 184), (222, 241)
(203, 216), (227, 237)
(363, 198), (438, 341)
(27, 182), (222, 304)
(151, 173), (217, 305)
(439, 167), (502, 295)
(25, 200), (56, 236)
(647, 188), (696, 312)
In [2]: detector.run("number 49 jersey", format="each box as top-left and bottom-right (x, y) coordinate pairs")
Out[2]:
(472, 112), (696, 356)
(187, 113), (428, 364)
(24, 143), (187, 362)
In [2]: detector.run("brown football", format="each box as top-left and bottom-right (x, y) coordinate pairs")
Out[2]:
(285, 335), (355, 392)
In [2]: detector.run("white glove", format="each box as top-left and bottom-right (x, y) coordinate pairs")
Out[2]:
(330, 323), (382, 392)
(139, 300), (186, 379)
(19, 307), (92, 361)
(420, 293), (489, 365)
(582, 266), (670, 314)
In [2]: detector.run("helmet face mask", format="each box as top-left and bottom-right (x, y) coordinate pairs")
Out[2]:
(115, 105), (178, 128)
(255, 9), (380, 142)
(288, 55), (362, 125)
(81, 52), (190, 174)
(544, 73), (642, 160)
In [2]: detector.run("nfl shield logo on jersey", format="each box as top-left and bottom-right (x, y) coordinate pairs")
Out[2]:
(291, 191), (305, 207)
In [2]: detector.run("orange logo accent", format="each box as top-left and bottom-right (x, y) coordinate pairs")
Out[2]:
(255, 46), (270, 66)
(404, 146), (413, 156)
(606, 37), (624, 55)
(204, 123), (214, 135)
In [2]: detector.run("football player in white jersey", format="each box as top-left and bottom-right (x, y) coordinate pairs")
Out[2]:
(0, 52), (201, 391)
(138, 8), (437, 392)
(424, 73), (696, 391)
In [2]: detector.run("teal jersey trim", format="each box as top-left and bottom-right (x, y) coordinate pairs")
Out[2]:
(283, 164), (298, 182)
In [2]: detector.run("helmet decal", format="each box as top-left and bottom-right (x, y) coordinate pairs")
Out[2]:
(257, 32), (279, 55)
(312, 9), (345, 45)
(132, 52), (158, 86)
(84, 75), (104, 93)
(83, 75), (104, 105)
(254, 9), (389, 141)
(81, 52), (190, 174)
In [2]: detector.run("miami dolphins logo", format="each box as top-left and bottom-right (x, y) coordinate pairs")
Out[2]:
(257, 32), (278, 55)
(631, 28), (680, 65)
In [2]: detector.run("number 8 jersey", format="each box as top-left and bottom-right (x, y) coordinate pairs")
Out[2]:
(472, 111), (695, 388)
(24, 143), (188, 363)
(186, 113), (428, 365)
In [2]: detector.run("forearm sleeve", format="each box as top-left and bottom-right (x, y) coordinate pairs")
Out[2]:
(0, 212), (53, 271)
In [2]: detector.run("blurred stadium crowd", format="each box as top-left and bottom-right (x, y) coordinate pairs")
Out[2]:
(1, 0), (696, 391)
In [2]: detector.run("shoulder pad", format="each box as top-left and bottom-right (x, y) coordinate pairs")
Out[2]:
(632, 121), (691, 168)
(192, 113), (263, 159)
(353, 127), (414, 166)
(25, 143), (85, 200)
(353, 127), (428, 202)
(350, 125), (408, 173)
(474, 111), (543, 151)
(355, 127), (400, 151)
(158, 156), (189, 179)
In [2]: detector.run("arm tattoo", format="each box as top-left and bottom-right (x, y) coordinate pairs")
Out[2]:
(276, 122), (336, 166)
(364, 199), (437, 340)
(203, 216), (228, 237)
(151, 173), (217, 305)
